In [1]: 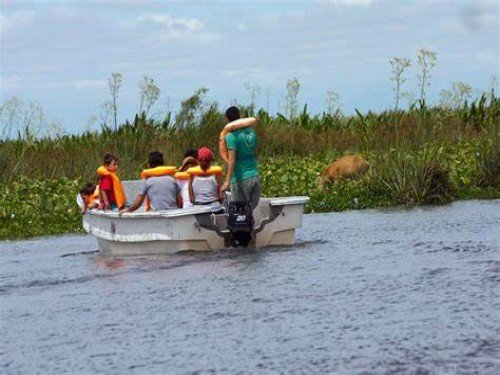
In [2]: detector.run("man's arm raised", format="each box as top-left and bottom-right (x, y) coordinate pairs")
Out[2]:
(225, 117), (258, 132)
(221, 149), (235, 192)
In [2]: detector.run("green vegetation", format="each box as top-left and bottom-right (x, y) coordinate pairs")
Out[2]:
(1, 93), (499, 240)
(0, 177), (82, 239)
(1, 48), (499, 240)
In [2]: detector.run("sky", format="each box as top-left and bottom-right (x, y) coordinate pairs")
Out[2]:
(1, 0), (499, 134)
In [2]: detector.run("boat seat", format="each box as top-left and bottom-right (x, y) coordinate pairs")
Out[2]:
(123, 180), (148, 212)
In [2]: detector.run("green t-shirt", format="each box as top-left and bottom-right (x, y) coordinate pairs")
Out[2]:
(225, 127), (259, 182)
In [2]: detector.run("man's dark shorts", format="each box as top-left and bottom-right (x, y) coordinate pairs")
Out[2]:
(231, 176), (260, 210)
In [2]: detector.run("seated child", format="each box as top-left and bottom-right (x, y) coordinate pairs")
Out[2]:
(176, 149), (199, 209)
(97, 153), (127, 210)
(179, 149), (199, 172)
(188, 147), (223, 212)
(121, 151), (182, 213)
(77, 182), (99, 213)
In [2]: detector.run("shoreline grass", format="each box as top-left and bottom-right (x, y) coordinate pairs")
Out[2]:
(1, 149), (498, 240)
(1, 96), (499, 240)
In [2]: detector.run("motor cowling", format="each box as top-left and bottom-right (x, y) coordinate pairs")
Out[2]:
(227, 201), (254, 247)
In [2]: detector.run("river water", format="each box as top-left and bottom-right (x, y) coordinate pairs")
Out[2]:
(1, 200), (499, 374)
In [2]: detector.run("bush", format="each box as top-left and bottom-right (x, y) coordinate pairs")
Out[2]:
(476, 127), (500, 188)
(0, 177), (83, 239)
(371, 146), (455, 205)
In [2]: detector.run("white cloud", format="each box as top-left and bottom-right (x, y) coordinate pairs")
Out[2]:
(170, 69), (197, 78)
(1, 1), (498, 129)
(0, 10), (36, 36)
(475, 51), (496, 65)
(45, 80), (106, 90)
(460, 4), (498, 31)
(221, 67), (312, 85)
(321, 0), (373, 7)
(2, 75), (24, 90)
(222, 68), (264, 79)
(74, 80), (107, 89)
(135, 14), (204, 31)
(440, 19), (465, 33)
(127, 13), (221, 43)
(50, 4), (81, 20)
(154, 29), (220, 43)
(441, 2), (498, 34)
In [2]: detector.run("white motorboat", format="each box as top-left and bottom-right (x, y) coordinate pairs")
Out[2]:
(83, 180), (309, 256)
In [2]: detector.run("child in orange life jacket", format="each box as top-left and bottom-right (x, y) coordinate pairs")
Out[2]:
(78, 182), (99, 213)
(181, 149), (198, 168)
(188, 147), (223, 212)
(97, 153), (126, 210)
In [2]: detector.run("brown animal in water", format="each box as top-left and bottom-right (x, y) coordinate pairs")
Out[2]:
(319, 154), (369, 184)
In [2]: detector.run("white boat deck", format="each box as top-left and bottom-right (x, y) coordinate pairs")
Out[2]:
(83, 180), (309, 255)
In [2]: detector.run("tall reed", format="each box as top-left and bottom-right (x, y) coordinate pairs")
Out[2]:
(1, 96), (499, 240)
(1, 96), (497, 185)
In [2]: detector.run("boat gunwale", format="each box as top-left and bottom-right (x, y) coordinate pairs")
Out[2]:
(85, 196), (310, 219)
(85, 206), (213, 219)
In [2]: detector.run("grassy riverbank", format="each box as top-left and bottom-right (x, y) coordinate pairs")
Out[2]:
(1, 96), (499, 240)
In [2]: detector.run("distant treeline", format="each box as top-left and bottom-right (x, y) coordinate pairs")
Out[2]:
(0, 90), (498, 183)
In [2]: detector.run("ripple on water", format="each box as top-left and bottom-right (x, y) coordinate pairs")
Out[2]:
(414, 240), (494, 254)
(1, 200), (499, 373)
(482, 262), (500, 285)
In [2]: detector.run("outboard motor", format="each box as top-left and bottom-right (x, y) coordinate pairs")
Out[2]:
(226, 200), (254, 247)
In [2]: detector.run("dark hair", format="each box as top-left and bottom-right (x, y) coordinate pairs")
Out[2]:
(80, 182), (96, 196)
(225, 106), (241, 122)
(148, 151), (164, 168)
(183, 149), (198, 159)
(103, 152), (118, 165)
(179, 156), (198, 172)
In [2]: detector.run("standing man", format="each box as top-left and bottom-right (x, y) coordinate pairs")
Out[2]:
(221, 106), (260, 210)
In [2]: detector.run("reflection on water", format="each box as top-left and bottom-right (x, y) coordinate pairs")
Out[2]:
(1, 200), (499, 373)
(94, 258), (125, 270)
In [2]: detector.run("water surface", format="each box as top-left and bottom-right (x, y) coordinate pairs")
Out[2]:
(1, 200), (499, 374)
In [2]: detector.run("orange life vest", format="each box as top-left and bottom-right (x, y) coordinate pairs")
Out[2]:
(140, 166), (177, 211)
(89, 186), (99, 205)
(140, 166), (177, 179)
(78, 186), (99, 210)
(219, 120), (255, 162)
(186, 166), (222, 206)
(174, 171), (191, 180)
(96, 166), (127, 209)
(186, 165), (223, 177)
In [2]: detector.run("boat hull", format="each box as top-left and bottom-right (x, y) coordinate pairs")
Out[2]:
(82, 181), (309, 256)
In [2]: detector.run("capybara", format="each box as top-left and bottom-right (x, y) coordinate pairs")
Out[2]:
(319, 154), (369, 184)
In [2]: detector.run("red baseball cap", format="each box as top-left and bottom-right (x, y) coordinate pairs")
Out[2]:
(197, 147), (213, 161)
